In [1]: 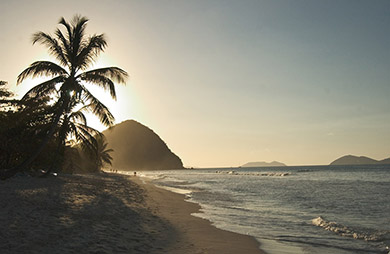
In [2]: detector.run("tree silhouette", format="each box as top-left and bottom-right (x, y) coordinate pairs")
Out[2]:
(47, 100), (102, 174)
(91, 135), (114, 172)
(0, 81), (18, 108)
(0, 81), (13, 99)
(0, 93), (55, 171)
(0, 15), (127, 179)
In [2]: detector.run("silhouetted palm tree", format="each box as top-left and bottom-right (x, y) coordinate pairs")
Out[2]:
(91, 135), (114, 172)
(1, 15), (127, 179)
(48, 100), (102, 173)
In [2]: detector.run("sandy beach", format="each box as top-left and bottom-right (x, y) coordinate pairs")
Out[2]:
(0, 173), (262, 254)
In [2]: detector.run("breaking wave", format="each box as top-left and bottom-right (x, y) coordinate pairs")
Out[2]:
(312, 216), (390, 242)
(215, 170), (290, 176)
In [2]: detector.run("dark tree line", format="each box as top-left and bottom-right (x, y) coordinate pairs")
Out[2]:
(0, 15), (127, 179)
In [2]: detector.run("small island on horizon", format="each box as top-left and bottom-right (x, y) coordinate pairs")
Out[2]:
(239, 155), (390, 169)
(329, 155), (390, 166)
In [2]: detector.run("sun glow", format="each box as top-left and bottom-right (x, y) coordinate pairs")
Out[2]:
(15, 77), (48, 99)
(83, 55), (134, 132)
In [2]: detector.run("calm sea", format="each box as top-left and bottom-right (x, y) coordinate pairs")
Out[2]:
(138, 165), (390, 254)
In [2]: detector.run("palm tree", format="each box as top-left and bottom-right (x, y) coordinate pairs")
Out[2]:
(0, 15), (127, 179)
(47, 100), (102, 173)
(91, 135), (114, 172)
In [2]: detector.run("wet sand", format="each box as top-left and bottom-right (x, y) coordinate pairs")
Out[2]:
(0, 173), (262, 253)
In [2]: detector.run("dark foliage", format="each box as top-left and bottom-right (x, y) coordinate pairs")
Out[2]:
(0, 15), (127, 179)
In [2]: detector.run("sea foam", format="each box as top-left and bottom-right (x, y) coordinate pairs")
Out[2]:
(215, 170), (290, 177)
(312, 216), (390, 242)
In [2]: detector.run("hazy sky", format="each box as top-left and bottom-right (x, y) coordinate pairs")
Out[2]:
(1, 0), (389, 167)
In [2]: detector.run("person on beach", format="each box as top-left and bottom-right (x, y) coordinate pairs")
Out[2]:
(133, 172), (137, 177)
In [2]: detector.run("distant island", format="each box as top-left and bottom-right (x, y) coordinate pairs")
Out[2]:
(330, 155), (390, 166)
(103, 120), (184, 171)
(241, 161), (287, 168)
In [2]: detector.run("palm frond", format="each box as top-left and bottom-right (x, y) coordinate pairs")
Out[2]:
(17, 61), (68, 85)
(81, 88), (115, 127)
(58, 17), (72, 47)
(77, 34), (107, 70)
(76, 103), (93, 114)
(32, 32), (68, 67)
(54, 28), (71, 65)
(69, 110), (87, 125)
(78, 72), (116, 99)
(99, 141), (108, 151)
(74, 124), (101, 152)
(21, 76), (64, 100)
(94, 135), (114, 167)
(71, 15), (89, 56)
(65, 120), (78, 139)
(101, 153), (113, 165)
(80, 67), (128, 84)
(102, 148), (114, 155)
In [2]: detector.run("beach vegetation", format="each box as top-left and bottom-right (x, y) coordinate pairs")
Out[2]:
(0, 15), (127, 179)
(75, 134), (113, 172)
(90, 135), (114, 172)
(0, 84), (56, 171)
(0, 81), (14, 100)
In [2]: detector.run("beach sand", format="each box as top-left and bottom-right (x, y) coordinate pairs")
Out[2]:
(0, 173), (262, 254)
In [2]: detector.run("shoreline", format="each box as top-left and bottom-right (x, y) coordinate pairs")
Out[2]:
(0, 173), (263, 254)
(134, 176), (263, 254)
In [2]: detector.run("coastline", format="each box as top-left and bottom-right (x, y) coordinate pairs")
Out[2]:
(0, 173), (262, 254)
(134, 176), (263, 254)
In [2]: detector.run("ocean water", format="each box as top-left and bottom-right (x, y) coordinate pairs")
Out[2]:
(139, 165), (390, 254)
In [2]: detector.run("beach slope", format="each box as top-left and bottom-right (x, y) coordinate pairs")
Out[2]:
(0, 173), (262, 254)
